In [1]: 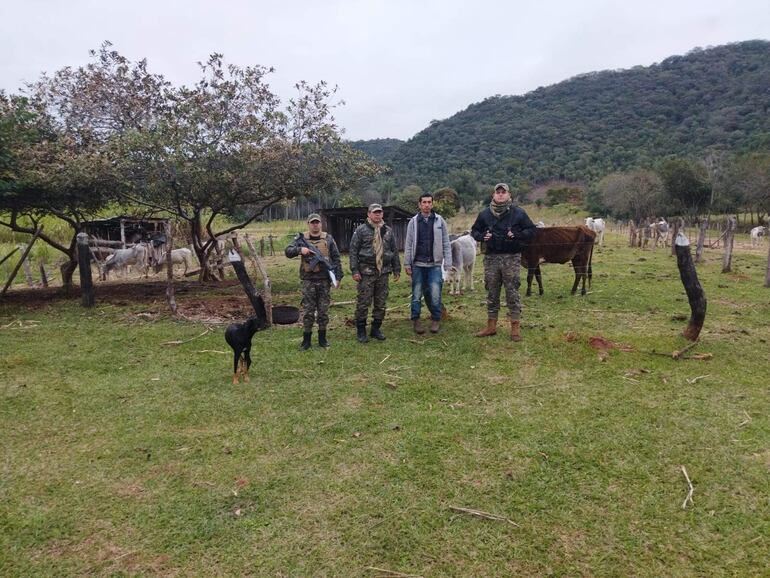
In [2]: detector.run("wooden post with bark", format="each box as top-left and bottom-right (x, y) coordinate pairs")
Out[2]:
(227, 249), (265, 318)
(695, 217), (709, 263)
(244, 233), (273, 327)
(1, 228), (42, 298)
(76, 232), (95, 307)
(165, 222), (177, 315)
(675, 232), (707, 341)
(765, 234), (770, 288)
(629, 221), (637, 248)
(721, 216), (736, 273)
(671, 218), (683, 256)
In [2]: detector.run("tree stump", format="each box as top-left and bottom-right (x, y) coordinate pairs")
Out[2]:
(675, 233), (707, 341)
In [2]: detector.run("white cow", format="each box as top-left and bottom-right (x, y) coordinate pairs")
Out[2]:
(535, 221), (545, 228)
(585, 217), (605, 245)
(103, 244), (149, 278)
(448, 234), (477, 295)
(652, 219), (670, 248)
(750, 226), (767, 247)
(154, 247), (196, 275)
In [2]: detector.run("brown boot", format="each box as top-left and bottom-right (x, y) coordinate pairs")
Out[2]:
(430, 319), (440, 333)
(413, 319), (426, 334)
(510, 319), (522, 342)
(476, 318), (497, 337)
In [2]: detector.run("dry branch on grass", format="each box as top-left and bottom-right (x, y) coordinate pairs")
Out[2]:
(449, 506), (520, 526)
(365, 566), (423, 578)
(680, 466), (695, 509)
(161, 327), (213, 346)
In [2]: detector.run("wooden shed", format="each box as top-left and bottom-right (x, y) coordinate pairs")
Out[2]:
(320, 206), (413, 253)
(82, 216), (169, 248)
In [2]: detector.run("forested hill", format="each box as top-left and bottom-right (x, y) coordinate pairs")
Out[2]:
(377, 40), (770, 188)
(348, 138), (404, 164)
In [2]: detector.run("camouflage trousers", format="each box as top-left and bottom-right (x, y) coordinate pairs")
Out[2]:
(355, 272), (390, 322)
(483, 253), (522, 320)
(301, 278), (331, 331)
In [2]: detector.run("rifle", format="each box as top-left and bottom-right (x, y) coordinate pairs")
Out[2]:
(296, 233), (338, 286)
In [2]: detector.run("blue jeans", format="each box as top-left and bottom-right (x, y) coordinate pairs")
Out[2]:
(410, 265), (443, 321)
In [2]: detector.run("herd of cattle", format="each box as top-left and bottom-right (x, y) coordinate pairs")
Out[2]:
(97, 218), (769, 296)
(101, 244), (196, 278)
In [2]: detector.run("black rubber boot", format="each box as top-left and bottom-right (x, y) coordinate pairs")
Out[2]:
(356, 321), (369, 343)
(300, 331), (312, 350)
(318, 329), (330, 348)
(370, 319), (386, 341)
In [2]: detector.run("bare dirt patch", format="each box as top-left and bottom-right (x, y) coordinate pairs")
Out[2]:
(1, 279), (270, 323)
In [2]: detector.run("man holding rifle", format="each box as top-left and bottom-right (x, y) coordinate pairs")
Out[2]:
(470, 183), (536, 342)
(285, 213), (344, 349)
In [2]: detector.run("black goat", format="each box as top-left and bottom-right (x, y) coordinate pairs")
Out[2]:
(224, 297), (267, 384)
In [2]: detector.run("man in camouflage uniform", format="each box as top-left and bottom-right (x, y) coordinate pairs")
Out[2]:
(470, 183), (536, 341)
(349, 204), (401, 343)
(285, 213), (343, 350)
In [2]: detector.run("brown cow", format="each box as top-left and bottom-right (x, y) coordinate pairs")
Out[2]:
(521, 226), (596, 296)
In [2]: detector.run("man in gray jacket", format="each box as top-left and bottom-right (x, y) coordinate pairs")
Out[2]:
(404, 193), (452, 334)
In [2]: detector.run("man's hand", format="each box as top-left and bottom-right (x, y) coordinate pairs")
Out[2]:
(352, 273), (362, 282)
(405, 266), (412, 277)
(483, 231), (492, 241)
(300, 247), (311, 255)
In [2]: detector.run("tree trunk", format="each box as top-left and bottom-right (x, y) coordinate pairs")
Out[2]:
(1, 230), (43, 298)
(695, 216), (709, 263)
(60, 259), (77, 292)
(76, 233), (95, 307)
(243, 233), (273, 327)
(721, 216), (736, 274)
(675, 233), (707, 341)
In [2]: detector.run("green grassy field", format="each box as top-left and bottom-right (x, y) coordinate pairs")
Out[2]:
(1, 227), (769, 576)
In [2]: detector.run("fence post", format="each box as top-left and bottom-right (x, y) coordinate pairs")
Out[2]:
(721, 216), (736, 273)
(39, 262), (49, 288)
(675, 232), (707, 341)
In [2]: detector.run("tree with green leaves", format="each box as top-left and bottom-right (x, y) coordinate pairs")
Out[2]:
(118, 54), (379, 279)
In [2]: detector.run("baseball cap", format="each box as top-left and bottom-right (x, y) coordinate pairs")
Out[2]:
(368, 203), (383, 212)
(494, 183), (510, 192)
(306, 213), (321, 223)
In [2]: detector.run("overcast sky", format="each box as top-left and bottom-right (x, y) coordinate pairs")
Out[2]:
(1, 0), (768, 141)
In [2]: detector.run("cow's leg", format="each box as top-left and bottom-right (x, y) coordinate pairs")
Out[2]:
(535, 265), (543, 295)
(467, 263), (475, 291)
(526, 266), (534, 296)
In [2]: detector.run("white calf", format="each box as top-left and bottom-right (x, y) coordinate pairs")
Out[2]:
(448, 234), (477, 295)
(103, 244), (149, 278)
(750, 226), (766, 247)
(154, 247), (196, 275)
(653, 219), (670, 248)
(585, 217), (605, 245)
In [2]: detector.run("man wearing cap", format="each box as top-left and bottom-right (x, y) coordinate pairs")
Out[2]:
(349, 204), (401, 343)
(285, 213), (344, 350)
(404, 193), (451, 334)
(470, 183), (536, 341)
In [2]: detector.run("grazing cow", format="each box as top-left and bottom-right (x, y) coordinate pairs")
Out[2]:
(448, 234), (477, 295)
(585, 217), (605, 245)
(652, 219), (670, 248)
(521, 226), (596, 296)
(103, 244), (149, 278)
(153, 247), (196, 275)
(750, 226), (767, 247)
(224, 296), (268, 384)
